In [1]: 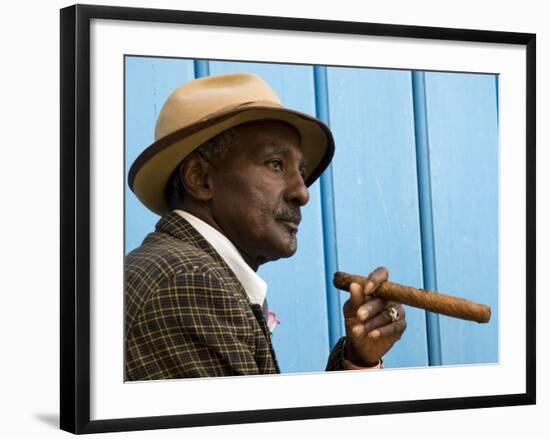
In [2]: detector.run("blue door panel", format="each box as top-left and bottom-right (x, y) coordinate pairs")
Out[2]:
(424, 72), (499, 365)
(326, 67), (429, 368)
(125, 57), (195, 253)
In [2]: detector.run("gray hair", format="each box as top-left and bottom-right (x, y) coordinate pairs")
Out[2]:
(165, 128), (239, 209)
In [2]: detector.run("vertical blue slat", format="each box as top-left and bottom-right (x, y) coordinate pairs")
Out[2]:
(411, 71), (442, 366)
(313, 66), (342, 349)
(194, 60), (210, 78)
(495, 75), (499, 121)
(125, 57), (195, 254)
(424, 72), (498, 365)
(326, 66), (428, 368)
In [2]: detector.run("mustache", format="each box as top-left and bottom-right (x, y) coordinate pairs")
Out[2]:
(274, 208), (301, 225)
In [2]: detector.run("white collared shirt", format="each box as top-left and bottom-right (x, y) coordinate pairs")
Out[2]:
(173, 209), (267, 306)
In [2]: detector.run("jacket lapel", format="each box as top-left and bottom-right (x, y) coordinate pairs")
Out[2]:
(154, 211), (251, 308)
(155, 211), (279, 372)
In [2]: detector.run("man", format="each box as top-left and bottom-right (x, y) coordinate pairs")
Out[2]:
(125, 72), (406, 380)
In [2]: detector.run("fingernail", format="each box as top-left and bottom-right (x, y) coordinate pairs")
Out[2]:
(358, 309), (368, 320)
(368, 330), (380, 339)
(364, 281), (375, 294)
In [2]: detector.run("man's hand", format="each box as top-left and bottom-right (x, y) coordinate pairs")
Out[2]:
(342, 267), (407, 366)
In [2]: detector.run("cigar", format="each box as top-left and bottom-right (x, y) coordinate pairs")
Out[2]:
(333, 271), (491, 323)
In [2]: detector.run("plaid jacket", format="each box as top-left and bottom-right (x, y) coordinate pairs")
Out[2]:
(125, 211), (348, 380)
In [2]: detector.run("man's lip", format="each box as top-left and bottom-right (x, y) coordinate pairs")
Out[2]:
(278, 219), (299, 231)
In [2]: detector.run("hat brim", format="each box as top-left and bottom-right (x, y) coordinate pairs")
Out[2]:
(129, 103), (335, 215)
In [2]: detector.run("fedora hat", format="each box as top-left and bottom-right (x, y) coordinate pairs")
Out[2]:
(128, 72), (335, 215)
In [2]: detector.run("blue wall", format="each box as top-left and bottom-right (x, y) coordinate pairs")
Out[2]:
(125, 56), (499, 373)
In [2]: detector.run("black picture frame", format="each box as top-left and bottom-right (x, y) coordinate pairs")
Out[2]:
(60, 3), (536, 434)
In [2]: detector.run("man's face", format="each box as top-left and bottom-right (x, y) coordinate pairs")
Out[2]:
(209, 120), (310, 269)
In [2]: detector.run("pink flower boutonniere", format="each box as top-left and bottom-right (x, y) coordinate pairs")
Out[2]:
(267, 310), (280, 334)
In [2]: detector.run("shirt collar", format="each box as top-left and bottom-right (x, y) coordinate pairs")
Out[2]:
(173, 209), (267, 306)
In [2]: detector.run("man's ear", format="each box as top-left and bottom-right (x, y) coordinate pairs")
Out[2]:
(180, 152), (214, 201)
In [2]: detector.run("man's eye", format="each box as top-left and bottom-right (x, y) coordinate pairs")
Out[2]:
(267, 159), (283, 172)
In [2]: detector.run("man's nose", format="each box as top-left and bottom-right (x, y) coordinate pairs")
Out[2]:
(285, 169), (310, 207)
